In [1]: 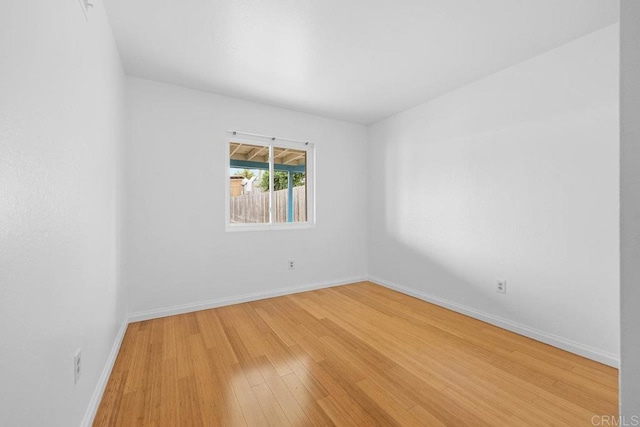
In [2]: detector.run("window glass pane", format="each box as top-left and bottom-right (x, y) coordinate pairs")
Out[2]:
(272, 146), (307, 224)
(229, 142), (269, 224)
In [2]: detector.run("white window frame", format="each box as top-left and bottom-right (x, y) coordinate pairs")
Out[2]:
(225, 134), (316, 232)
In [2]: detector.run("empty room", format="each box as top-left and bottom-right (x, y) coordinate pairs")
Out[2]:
(2, 0), (640, 426)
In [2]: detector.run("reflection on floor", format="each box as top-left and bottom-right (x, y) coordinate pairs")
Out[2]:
(94, 282), (618, 426)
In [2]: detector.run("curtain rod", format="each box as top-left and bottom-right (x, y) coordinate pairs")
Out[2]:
(227, 130), (310, 145)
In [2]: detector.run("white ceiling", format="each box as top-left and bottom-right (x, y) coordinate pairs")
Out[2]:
(104, 0), (618, 124)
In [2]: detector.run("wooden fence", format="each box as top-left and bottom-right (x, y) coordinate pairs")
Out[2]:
(230, 186), (307, 223)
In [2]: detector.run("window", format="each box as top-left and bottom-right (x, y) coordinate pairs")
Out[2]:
(226, 134), (315, 231)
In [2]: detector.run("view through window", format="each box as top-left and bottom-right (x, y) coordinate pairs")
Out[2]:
(228, 140), (310, 227)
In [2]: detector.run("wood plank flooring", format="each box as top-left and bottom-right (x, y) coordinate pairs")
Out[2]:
(94, 282), (618, 426)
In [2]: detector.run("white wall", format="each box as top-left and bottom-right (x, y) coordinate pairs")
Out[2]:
(620, 0), (640, 417)
(368, 25), (620, 364)
(0, 1), (125, 426)
(124, 77), (368, 314)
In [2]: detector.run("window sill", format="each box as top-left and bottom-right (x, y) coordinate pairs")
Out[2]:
(225, 222), (316, 232)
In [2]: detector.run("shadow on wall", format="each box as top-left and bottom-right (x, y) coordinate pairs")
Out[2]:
(371, 137), (501, 316)
(368, 112), (619, 362)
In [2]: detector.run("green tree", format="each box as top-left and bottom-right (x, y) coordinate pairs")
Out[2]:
(233, 169), (255, 179)
(260, 171), (305, 191)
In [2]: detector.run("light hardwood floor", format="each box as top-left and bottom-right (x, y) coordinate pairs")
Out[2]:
(94, 282), (618, 426)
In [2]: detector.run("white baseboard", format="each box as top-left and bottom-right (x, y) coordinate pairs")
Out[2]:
(81, 316), (129, 427)
(128, 275), (368, 323)
(368, 275), (619, 368)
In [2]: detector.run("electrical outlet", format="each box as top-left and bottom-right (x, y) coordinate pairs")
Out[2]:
(288, 260), (295, 270)
(74, 349), (82, 384)
(496, 280), (507, 294)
